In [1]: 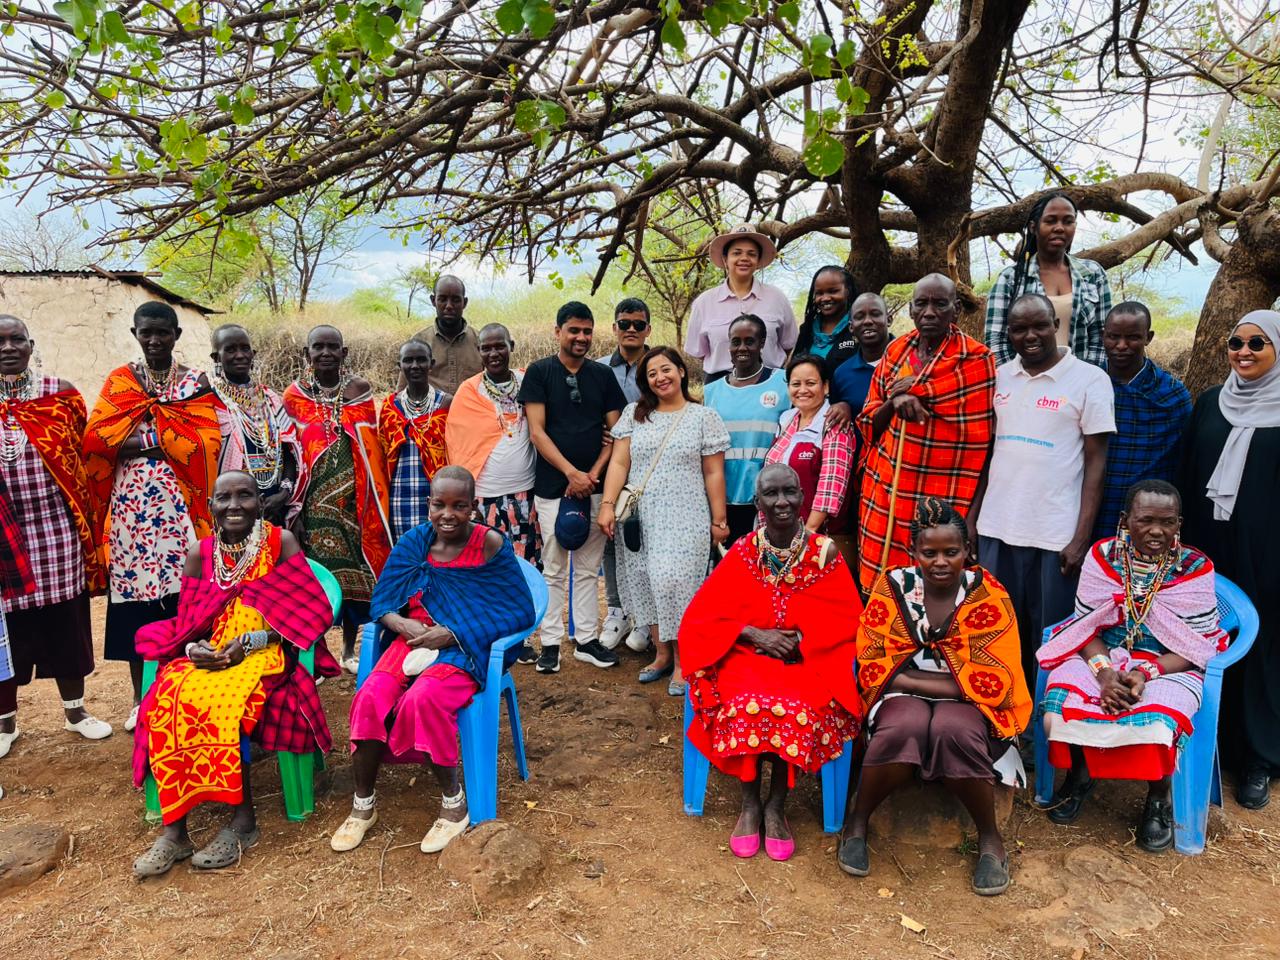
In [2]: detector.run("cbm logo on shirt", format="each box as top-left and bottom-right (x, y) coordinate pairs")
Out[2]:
(1035, 395), (1067, 411)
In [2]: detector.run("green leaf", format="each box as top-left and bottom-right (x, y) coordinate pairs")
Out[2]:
(513, 100), (540, 132)
(704, 4), (728, 34)
(539, 101), (566, 127)
(376, 14), (396, 38)
(523, 2), (556, 38)
(184, 135), (208, 165)
(777, 1), (800, 26)
(495, 0), (524, 33)
(803, 131), (844, 177)
(44, 89), (67, 109)
(334, 2), (350, 22)
(845, 85), (869, 116)
(808, 33), (834, 58)
(835, 75), (854, 103)
(835, 39), (856, 68)
(231, 101), (255, 125)
(660, 15), (685, 51)
(102, 11), (129, 44)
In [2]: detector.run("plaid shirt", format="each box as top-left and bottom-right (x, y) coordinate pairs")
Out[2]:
(764, 408), (855, 517)
(984, 254), (1111, 367)
(1093, 360), (1192, 541)
(856, 327), (996, 590)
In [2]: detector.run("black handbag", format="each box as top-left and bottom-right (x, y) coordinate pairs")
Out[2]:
(618, 405), (687, 553)
(622, 512), (643, 552)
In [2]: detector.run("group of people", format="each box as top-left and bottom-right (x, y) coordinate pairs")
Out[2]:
(0, 206), (1275, 897)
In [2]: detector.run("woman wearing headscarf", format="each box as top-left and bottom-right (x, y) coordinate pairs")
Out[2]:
(1179, 309), (1280, 810)
(684, 224), (797, 382)
(983, 192), (1112, 368)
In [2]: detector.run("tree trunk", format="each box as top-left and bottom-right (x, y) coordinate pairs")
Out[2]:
(1185, 204), (1280, 396)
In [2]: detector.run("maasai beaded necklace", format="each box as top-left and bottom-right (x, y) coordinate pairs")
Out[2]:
(213, 519), (266, 589)
(1119, 545), (1176, 650)
(398, 386), (440, 420)
(481, 372), (523, 437)
(304, 373), (350, 441)
(212, 375), (282, 491)
(0, 371), (34, 464)
(757, 526), (806, 586)
(140, 360), (178, 397)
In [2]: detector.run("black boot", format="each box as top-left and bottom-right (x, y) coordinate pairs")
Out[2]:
(1237, 763), (1271, 810)
(1046, 771), (1094, 824)
(1136, 794), (1174, 853)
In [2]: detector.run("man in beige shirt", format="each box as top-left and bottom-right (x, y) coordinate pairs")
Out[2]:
(413, 274), (482, 395)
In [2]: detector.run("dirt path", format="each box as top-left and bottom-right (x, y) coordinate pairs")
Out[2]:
(1, 608), (1278, 960)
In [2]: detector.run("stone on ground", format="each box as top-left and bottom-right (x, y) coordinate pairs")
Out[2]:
(0, 823), (70, 897)
(439, 821), (545, 902)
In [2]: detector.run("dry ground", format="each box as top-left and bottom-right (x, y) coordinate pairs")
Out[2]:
(1, 599), (1277, 960)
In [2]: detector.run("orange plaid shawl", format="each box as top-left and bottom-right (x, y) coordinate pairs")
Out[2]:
(0, 387), (105, 593)
(282, 384), (392, 577)
(856, 567), (1031, 738)
(377, 392), (448, 483)
(855, 327), (995, 590)
(84, 366), (222, 544)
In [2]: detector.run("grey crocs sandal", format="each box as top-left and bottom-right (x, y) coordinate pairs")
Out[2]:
(191, 826), (260, 870)
(133, 836), (195, 879)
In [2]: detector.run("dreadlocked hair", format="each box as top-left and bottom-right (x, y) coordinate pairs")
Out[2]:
(799, 265), (859, 350)
(909, 497), (970, 549)
(1009, 191), (1078, 303)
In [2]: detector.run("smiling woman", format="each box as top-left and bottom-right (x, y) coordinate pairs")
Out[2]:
(1178, 310), (1280, 809)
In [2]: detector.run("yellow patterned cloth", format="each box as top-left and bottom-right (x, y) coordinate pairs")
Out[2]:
(145, 542), (285, 824)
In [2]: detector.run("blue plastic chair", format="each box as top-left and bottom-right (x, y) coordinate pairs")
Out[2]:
(682, 690), (854, 833)
(143, 559), (343, 825)
(1033, 574), (1258, 855)
(354, 557), (548, 824)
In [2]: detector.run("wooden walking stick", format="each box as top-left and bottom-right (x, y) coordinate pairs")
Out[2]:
(877, 415), (909, 579)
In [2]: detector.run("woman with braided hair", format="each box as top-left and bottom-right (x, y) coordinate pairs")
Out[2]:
(845, 497), (1031, 896)
(983, 192), (1112, 368)
(793, 265), (860, 376)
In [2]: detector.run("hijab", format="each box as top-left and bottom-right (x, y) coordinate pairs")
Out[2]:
(1207, 310), (1280, 520)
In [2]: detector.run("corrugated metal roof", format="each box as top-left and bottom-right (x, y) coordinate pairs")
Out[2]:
(0, 265), (219, 315)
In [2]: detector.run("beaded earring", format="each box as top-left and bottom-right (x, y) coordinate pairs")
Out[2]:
(1115, 520), (1131, 549)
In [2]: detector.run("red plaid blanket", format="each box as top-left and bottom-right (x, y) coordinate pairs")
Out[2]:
(855, 327), (995, 590)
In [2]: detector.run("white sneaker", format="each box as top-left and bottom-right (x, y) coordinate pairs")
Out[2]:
(124, 704), (139, 733)
(421, 814), (469, 853)
(0, 728), (18, 760)
(624, 624), (652, 653)
(65, 714), (113, 740)
(331, 810), (379, 852)
(599, 608), (632, 651)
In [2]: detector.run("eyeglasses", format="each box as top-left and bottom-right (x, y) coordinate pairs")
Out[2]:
(615, 319), (649, 332)
(565, 373), (581, 404)
(1227, 335), (1273, 352)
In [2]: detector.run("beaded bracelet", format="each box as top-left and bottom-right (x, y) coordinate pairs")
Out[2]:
(240, 630), (271, 654)
(1134, 660), (1162, 682)
(1087, 654), (1111, 676)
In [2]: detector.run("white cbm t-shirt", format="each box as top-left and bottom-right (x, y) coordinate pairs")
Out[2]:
(977, 349), (1115, 552)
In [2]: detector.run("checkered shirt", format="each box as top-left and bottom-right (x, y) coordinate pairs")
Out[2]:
(984, 254), (1112, 367)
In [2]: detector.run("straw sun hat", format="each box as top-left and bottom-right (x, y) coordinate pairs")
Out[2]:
(706, 223), (778, 269)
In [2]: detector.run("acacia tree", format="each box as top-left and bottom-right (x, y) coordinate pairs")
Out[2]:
(0, 1), (1273, 383)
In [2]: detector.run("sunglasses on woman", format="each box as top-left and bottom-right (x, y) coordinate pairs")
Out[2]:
(1227, 335), (1273, 352)
(615, 319), (649, 332)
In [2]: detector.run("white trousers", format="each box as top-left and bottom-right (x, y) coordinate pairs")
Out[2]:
(533, 495), (607, 647)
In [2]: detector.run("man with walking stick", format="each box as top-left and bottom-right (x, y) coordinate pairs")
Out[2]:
(854, 274), (997, 592)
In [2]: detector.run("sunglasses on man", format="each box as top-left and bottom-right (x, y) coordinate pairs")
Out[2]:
(564, 373), (582, 404)
(615, 319), (649, 332)
(1227, 335), (1273, 352)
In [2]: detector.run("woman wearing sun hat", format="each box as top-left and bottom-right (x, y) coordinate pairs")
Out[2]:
(685, 224), (798, 382)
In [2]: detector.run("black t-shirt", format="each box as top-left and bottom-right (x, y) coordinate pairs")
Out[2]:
(518, 355), (627, 499)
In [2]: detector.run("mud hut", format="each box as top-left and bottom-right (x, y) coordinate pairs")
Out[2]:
(0, 266), (217, 395)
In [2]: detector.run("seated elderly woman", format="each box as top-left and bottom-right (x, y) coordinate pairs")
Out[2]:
(1038, 479), (1223, 852)
(330, 465), (536, 855)
(845, 498), (1031, 896)
(680, 463), (863, 862)
(132, 470), (339, 878)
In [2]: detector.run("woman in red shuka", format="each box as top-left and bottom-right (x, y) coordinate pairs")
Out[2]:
(680, 463), (863, 863)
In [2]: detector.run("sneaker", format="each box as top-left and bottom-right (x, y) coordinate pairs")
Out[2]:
(535, 646), (561, 674)
(573, 639), (619, 669)
(516, 641), (538, 665)
(599, 608), (632, 651)
(123, 704), (140, 733)
(624, 624), (651, 653)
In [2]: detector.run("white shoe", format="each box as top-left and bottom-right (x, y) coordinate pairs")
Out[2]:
(342, 656), (360, 676)
(123, 704), (139, 733)
(599, 608), (632, 651)
(624, 624), (652, 653)
(330, 810), (379, 852)
(420, 813), (469, 854)
(65, 715), (113, 740)
(0, 728), (18, 760)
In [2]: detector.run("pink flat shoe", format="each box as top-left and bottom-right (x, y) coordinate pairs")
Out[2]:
(764, 820), (795, 862)
(729, 831), (760, 858)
